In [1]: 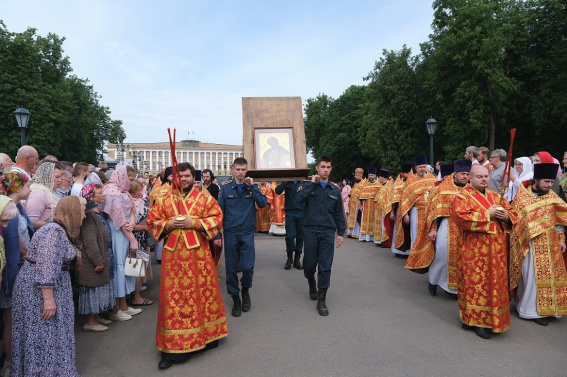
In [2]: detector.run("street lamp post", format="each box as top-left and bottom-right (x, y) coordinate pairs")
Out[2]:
(425, 118), (438, 166)
(14, 107), (31, 147)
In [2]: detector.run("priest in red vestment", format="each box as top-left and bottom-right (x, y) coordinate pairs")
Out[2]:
(147, 162), (227, 369)
(451, 164), (518, 339)
(509, 163), (567, 326)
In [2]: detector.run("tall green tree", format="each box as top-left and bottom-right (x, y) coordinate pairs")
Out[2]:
(0, 22), (124, 162)
(304, 93), (333, 159)
(421, 0), (520, 158)
(360, 46), (428, 173)
(318, 85), (371, 180)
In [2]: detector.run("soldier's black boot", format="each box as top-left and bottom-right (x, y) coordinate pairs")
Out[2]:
(284, 252), (293, 270)
(241, 288), (251, 312)
(293, 252), (303, 270)
(308, 277), (318, 300)
(317, 289), (329, 316)
(231, 295), (242, 317)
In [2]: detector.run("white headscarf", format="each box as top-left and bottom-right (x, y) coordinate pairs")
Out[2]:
(505, 156), (533, 201)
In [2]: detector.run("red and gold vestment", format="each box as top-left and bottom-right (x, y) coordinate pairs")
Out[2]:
(359, 180), (382, 236)
(395, 171), (436, 249)
(373, 179), (395, 245)
(451, 185), (518, 332)
(147, 187), (227, 353)
(509, 184), (567, 316)
(347, 179), (366, 236)
(405, 174), (462, 289)
(270, 181), (286, 228)
(256, 184), (273, 232)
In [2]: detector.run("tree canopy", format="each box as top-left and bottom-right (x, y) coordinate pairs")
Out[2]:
(304, 0), (567, 178)
(0, 22), (124, 163)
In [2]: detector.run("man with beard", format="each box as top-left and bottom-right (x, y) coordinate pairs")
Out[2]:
(509, 162), (567, 326)
(390, 164), (413, 257)
(147, 163), (227, 369)
(202, 169), (220, 200)
(478, 147), (493, 173)
(395, 156), (437, 257)
(451, 164), (518, 339)
(405, 159), (471, 298)
(347, 168), (365, 238)
(358, 168), (381, 242)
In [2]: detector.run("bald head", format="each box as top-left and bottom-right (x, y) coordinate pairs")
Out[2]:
(0, 153), (14, 173)
(14, 145), (39, 174)
(469, 164), (489, 190)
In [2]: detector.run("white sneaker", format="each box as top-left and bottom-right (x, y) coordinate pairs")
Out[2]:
(2, 361), (11, 377)
(108, 310), (132, 321)
(124, 307), (142, 316)
(83, 323), (109, 332)
(140, 285), (147, 291)
(95, 317), (112, 325)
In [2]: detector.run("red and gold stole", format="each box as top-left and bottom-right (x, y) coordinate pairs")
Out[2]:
(509, 184), (567, 291)
(163, 188), (202, 252)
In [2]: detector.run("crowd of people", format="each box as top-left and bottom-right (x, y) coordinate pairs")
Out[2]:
(344, 146), (567, 340)
(0, 146), (158, 376)
(0, 143), (565, 374)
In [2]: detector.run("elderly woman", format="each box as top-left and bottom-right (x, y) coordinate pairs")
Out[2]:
(25, 161), (64, 230)
(0, 197), (20, 271)
(100, 166), (141, 321)
(0, 172), (34, 376)
(11, 196), (85, 376)
(78, 184), (115, 332)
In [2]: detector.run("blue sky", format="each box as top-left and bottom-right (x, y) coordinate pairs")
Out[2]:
(2, 1), (434, 146)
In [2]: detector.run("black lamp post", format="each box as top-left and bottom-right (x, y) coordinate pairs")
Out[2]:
(14, 107), (31, 147)
(425, 118), (438, 166)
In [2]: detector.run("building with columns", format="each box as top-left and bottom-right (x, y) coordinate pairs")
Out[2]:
(106, 140), (243, 176)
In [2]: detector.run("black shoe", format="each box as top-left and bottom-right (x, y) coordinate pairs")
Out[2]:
(308, 278), (318, 300)
(293, 253), (303, 270)
(231, 295), (242, 317)
(428, 283), (437, 296)
(158, 359), (173, 369)
(475, 327), (491, 339)
(284, 252), (293, 270)
(462, 323), (474, 331)
(444, 291), (458, 300)
(317, 289), (329, 316)
(241, 289), (251, 312)
(534, 317), (549, 326)
(157, 259), (162, 264)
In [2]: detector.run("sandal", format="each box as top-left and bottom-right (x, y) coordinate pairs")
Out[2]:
(131, 298), (153, 306)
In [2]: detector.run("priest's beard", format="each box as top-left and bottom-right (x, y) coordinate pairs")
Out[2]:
(453, 180), (467, 187)
(369, 178), (376, 184)
(183, 184), (194, 194)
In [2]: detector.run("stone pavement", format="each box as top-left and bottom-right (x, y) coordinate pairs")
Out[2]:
(75, 233), (567, 377)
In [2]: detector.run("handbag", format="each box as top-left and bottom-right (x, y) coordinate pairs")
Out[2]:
(124, 252), (146, 277)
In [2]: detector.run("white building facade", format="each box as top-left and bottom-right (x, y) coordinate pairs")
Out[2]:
(107, 140), (243, 176)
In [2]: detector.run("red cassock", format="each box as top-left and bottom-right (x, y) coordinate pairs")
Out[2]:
(148, 187), (228, 353)
(451, 185), (518, 332)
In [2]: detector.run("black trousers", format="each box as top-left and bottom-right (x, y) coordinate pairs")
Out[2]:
(302, 229), (335, 290)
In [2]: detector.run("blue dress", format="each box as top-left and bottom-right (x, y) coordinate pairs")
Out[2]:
(11, 222), (79, 377)
(107, 216), (135, 298)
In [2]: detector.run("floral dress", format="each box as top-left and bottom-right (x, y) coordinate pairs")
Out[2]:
(11, 222), (80, 377)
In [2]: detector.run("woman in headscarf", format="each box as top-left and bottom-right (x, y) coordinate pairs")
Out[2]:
(128, 180), (153, 306)
(0, 172), (34, 376)
(78, 184), (115, 332)
(99, 166), (141, 321)
(505, 157), (533, 202)
(11, 196), (84, 377)
(25, 162), (64, 230)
